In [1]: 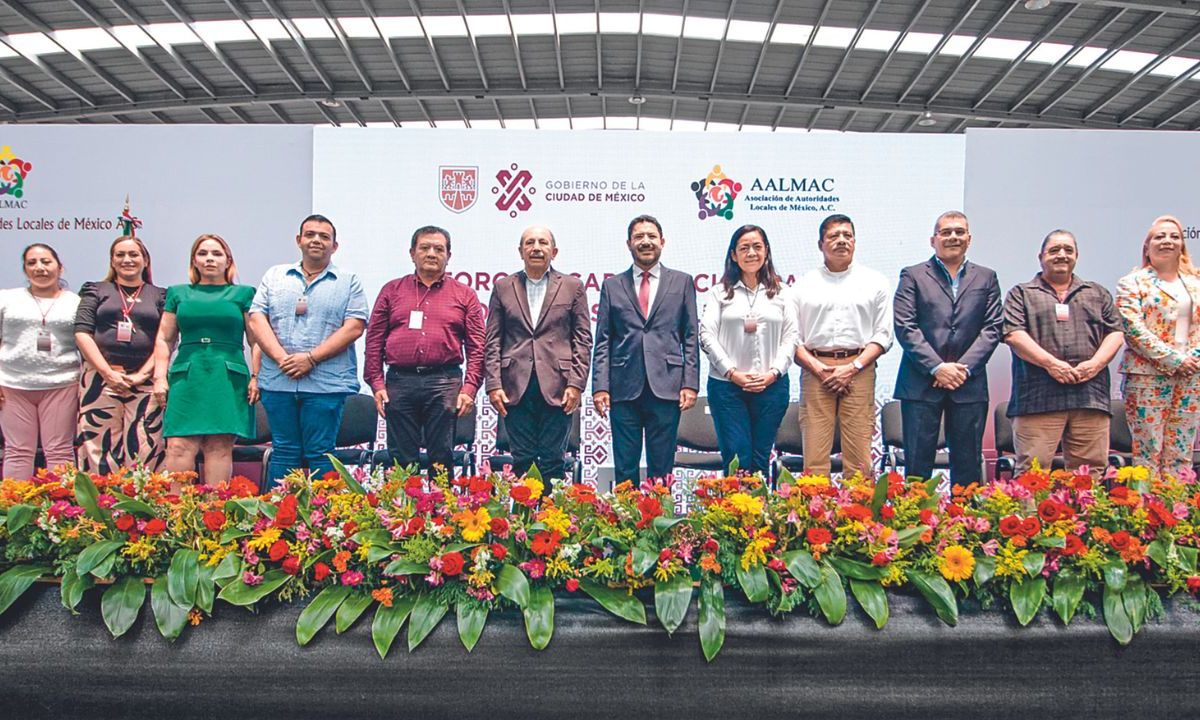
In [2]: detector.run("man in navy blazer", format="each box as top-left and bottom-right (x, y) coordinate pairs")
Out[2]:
(593, 214), (700, 484)
(894, 210), (1002, 486)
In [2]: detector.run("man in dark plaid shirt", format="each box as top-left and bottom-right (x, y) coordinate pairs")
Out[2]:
(1003, 229), (1124, 477)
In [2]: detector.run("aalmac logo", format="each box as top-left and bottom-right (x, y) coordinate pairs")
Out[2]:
(690, 164), (742, 221)
(0, 145), (33, 207)
(439, 166), (478, 213)
(492, 163), (535, 218)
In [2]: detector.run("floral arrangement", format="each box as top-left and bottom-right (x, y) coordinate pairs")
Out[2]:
(1, 458), (1198, 661)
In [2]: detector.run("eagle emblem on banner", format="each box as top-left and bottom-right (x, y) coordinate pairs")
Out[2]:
(439, 166), (478, 213)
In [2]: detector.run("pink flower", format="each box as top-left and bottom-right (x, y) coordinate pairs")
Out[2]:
(981, 539), (1000, 557)
(424, 572), (444, 587)
(243, 571), (263, 586)
(777, 482), (793, 499)
(97, 494), (117, 508)
(340, 570), (364, 586)
(519, 558), (545, 579)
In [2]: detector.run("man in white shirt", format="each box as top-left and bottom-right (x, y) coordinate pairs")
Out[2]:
(792, 214), (893, 477)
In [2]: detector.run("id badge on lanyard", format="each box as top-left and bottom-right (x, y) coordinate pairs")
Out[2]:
(116, 319), (134, 342)
(36, 328), (52, 353)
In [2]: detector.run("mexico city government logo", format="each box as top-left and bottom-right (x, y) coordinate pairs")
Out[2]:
(439, 166), (478, 213)
(691, 164), (742, 221)
(493, 163), (535, 218)
(0, 145), (33, 202)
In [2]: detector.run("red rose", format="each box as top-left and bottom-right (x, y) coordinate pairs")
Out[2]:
(491, 543), (508, 561)
(1148, 502), (1178, 529)
(281, 555), (301, 576)
(806, 528), (833, 545)
(1110, 486), (1130, 502)
(273, 495), (298, 529)
(842, 504), (872, 522)
(468, 477), (493, 495)
(767, 558), (787, 573)
(313, 562), (331, 582)
(1071, 474), (1093, 491)
(203, 510), (226, 532)
(121, 483), (137, 497)
(1109, 531), (1131, 551)
(880, 506), (895, 520)
(1037, 500), (1062, 524)
(1019, 517), (1042, 538)
(342, 520), (357, 536)
(999, 515), (1022, 537)
(143, 518), (166, 535)
(441, 551), (465, 576)
(269, 539), (289, 562)
(566, 578), (580, 592)
(919, 509), (935, 526)
(658, 549), (674, 562)
(1062, 534), (1086, 556)
(366, 492), (379, 508)
(1187, 576), (1200, 594)
(946, 504), (964, 518)
(702, 538), (720, 554)
(115, 514), (135, 532)
(50, 486), (73, 501)
(404, 476), (423, 497)
(871, 552), (890, 567)
(511, 485), (532, 503)
(489, 517), (510, 537)
(403, 517), (425, 536)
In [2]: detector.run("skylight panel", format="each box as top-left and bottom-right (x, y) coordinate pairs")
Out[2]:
(813, 26), (856, 49)
(248, 19), (290, 41)
(469, 119), (503, 129)
(464, 15), (511, 36)
(740, 123), (774, 132)
(1149, 55), (1199, 78)
(505, 118), (538, 129)
(974, 37), (1030, 61)
(53, 28), (120, 53)
(0, 42), (16, 58)
(293, 18), (336, 40)
(855, 28), (900, 51)
(111, 25), (156, 48)
(145, 22), (196, 46)
(375, 17), (424, 38)
(642, 14), (683, 37)
(1065, 46), (1107, 67)
(1101, 49), (1156, 74)
(770, 23), (814, 45)
(897, 31), (942, 54)
(510, 14), (555, 36)
(436, 120), (468, 129)
(7, 32), (61, 56)
(705, 122), (740, 132)
(194, 19), (255, 44)
(421, 15), (468, 37)
(338, 17), (381, 39)
(598, 13), (640, 34)
(682, 16), (727, 41)
(938, 35), (977, 57)
(555, 13), (597, 35)
(726, 20), (769, 43)
(1026, 42), (1071, 64)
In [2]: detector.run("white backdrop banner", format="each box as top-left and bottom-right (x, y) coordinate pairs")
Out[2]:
(965, 128), (1200, 447)
(314, 128), (965, 480)
(0, 126), (314, 289)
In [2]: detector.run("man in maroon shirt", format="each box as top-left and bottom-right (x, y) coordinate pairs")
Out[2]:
(364, 226), (485, 475)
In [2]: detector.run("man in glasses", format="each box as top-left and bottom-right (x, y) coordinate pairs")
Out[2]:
(893, 211), (1002, 486)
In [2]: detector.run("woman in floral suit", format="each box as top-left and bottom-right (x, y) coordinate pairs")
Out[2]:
(1115, 215), (1200, 479)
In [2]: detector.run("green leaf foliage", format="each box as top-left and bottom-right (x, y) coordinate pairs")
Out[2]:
(74, 469), (115, 532)
(781, 549), (822, 588)
(1009, 577), (1047, 626)
(60, 566), (94, 613)
(849, 579), (889, 630)
(456, 601), (488, 652)
(336, 593), (375, 634)
(3, 504), (34, 534)
(1103, 585), (1133, 645)
(167, 549), (200, 609)
(495, 564), (530, 608)
(827, 556), (886, 581)
(973, 556), (996, 586)
(578, 579), (646, 625)
(101, 576), (146, 638)
(654, 573), (693, 635)
(522, 585), (555, 650)
(408, 593), (450, 651)
(735, 562), (770, 603)
(327, 454), (366, 495)
(75, 539), (124, 576)
(216, 570), (290, 607)
(908, 570), (958, 626)
(0, 565), (50, 616)
(150, 577), (189, 641)
(698, 576), (725, 662)
(812, 564), (847, 625)
(296, 586), (351, 646)
(371, 595), (416, 659)
(1051, 570), (1085, 625)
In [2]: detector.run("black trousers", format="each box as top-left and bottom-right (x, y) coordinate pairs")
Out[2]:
(611, 380), (681, 485)
(900, 397), (988, 486)
(385, 366), (460, 476)
(505, 373), (570, 485)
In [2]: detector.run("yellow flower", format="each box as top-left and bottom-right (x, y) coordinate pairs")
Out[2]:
(1116, 466), (1150, 483)
(727, 493), (764, 516)
(939, 545), (975, 582)
(537, 506), (571, 536)
(453, 506), (491, 542)
(794, 475), (831, 488)
(523, 478), (545, 498)
(246, 526), (282, 552)
(994, 544), (1029, 578)
(740, 534), (772, 570)
(121, 537), (156, 562)
(545, 557), (571, 579)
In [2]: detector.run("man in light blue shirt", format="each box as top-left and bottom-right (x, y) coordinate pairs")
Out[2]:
(249, 214), (369, 485)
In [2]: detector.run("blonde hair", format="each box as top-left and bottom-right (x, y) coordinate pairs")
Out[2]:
(1140, 215), (1197, 276)
(187, 234), (237, 284)
(103, 236), (153, 284)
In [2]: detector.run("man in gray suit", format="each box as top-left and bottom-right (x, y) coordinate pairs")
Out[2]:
(484, 225), (592, 487)
(593, 214), (700, 484)
(894, 210), (1002, 486)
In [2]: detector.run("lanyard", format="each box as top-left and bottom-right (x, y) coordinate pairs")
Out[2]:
(118, 283), (143, 321)
(29, 290), (59, 328)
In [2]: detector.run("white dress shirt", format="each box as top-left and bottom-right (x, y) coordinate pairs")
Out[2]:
(525, 271), (549, 325)
(630, 263), (661, 315)
(700, 281), (797, 380)
(791, 262), (894, 352)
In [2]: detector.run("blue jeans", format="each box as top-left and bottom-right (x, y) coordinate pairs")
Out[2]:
(707, 375), (790, 476)
(260, 390), (349, 484)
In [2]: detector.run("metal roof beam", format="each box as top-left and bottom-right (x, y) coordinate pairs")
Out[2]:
(782, 0), (833, 97)
(314, 0), (375, 92)
(746, 0), (784, 94)
(926, 2), (1016, 103)
(707, 0), (736, 95)
(67, 0), (187, 98)
(161, 0), (256, 94)
(1144, 65), (1200, 125)
(409, 0), (452, 90)
(1007, 8), (1125, 111)
(549, 0), (565, 90)
(0, 36), (96, 105)
(970, 3), (1078, 109)
(1084, 20), (1200, 119)
(0, 62), (57, 109)
(861, 0), (933, 99)
(671, 0), (688, 92)
(823, 0), (883, 99)
(261, 0), (334, 92)
(111, 0), (217, 97)
(1038, 11), (1162, 114)
(897, 0), (985, 104)
(456, 0), (490, 90)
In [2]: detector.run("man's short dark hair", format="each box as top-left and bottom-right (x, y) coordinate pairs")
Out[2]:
(1039, 229), (1077, 255)
(818, 214), (855, 245)
(411, 225), (452, 253)
(299, 214), (336, 242)
(627, 214), (663, 242)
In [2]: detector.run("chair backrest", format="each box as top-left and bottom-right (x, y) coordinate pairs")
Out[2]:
(881, 400), (946, 449)
(1109, 397), (1132, 453)
(454, 406), (477, 447)
(336, 394), (379, 448)
(993, 401), (1014, 454)
(236, 402), (272, 446)
(494, 409), (582, 455)
(775, 402), (804, 455)
(676, 397), (719, 452)
(494, 414), (511, 453)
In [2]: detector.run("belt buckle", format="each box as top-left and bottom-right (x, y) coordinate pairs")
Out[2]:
(200, 337), (212, 344)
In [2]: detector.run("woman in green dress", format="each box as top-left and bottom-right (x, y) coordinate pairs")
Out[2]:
(153, 234), (259, 488)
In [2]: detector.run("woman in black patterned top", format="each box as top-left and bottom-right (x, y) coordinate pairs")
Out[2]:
(74, 236), (167, 473)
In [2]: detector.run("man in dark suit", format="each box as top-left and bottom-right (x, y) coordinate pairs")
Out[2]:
(894, 210), (1002, 486)
(593, 214), (700, 484)
(485, 225), (592, 486)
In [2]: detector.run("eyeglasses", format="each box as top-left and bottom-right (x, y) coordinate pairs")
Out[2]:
(936, 227), (969, 238)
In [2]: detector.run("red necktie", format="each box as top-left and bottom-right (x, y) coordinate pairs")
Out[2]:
(638, 270), (651, 317)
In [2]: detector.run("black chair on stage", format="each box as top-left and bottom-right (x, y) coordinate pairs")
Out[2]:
(372, 405), (477, 477)
(879, 400), (950, 476)
(773, 402), (806, 478)
(994, 401), (1064, 476)
(487, 410), (583, 484)
(261, 394), (379, 479)
(673, 397), (726, 474)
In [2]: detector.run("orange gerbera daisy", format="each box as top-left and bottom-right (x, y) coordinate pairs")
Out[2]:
(939, 545), (975, 582)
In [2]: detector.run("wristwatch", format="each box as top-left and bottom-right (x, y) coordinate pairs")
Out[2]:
(852, 359), (865, 372)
